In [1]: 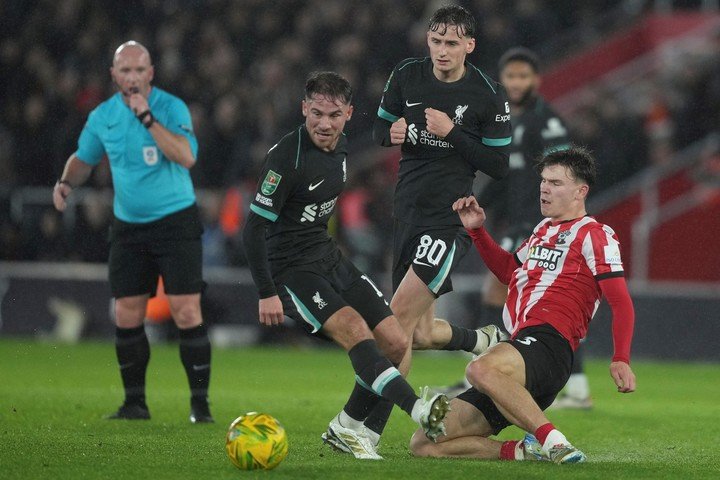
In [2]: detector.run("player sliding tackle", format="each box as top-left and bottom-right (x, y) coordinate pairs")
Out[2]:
(409, 147), (636, 463)
(242, 71), (450, 460)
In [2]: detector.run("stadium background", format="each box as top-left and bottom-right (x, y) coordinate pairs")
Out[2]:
(1, 0), (719, 360)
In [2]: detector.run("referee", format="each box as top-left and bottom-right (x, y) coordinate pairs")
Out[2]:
(53, 41), (212, 423)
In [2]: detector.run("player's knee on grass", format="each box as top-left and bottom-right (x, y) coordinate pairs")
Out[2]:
(409, 429), (437, 457)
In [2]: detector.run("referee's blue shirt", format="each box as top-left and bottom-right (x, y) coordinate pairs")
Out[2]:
(75, 87), (199, 223)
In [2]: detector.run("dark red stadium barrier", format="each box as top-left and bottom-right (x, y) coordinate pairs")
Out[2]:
(540, 13), (720, 101)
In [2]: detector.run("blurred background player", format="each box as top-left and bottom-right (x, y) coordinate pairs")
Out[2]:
(53, 41), (213, 423)
(242, 71), (450, 460)
(366, 4), (511, 442)
(410, 147), (636, 463)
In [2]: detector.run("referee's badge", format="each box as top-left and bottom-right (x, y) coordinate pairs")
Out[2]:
(143, 146), (159, 166)
(261, 170), (282, 195)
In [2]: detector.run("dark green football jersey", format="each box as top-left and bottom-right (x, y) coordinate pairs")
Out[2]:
(378, 57), (512, 226)
(249, 125), (347, 274)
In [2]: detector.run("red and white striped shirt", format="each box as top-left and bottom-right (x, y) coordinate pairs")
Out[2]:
(470, 216), (628, 352)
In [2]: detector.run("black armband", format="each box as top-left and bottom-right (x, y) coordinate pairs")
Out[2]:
(137, 110), (155, 128)
(58, 179), (73, 189)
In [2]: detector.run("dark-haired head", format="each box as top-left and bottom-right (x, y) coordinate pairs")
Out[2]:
(302, 71), (353, 152)
(305, 71), (353, 105)
(429, 5), (476, 38)
(499, 47), (540, 74)
(535, 146), (597, 188)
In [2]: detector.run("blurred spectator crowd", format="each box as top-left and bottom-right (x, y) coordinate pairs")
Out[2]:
(1, 0), (718, 273)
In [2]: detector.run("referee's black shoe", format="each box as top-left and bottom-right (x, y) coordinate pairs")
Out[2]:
(190, 399), (214, 424)
(107, 402), (150, 420)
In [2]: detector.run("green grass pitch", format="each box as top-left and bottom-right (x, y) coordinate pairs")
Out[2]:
(1, 338), (718, 479)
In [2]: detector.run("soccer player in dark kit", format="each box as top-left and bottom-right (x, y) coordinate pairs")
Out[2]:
(242, 71), (451, 460)
(353, 4), (512, 446)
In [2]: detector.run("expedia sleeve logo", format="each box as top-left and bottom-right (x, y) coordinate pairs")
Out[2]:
(527, 245), (563, 270)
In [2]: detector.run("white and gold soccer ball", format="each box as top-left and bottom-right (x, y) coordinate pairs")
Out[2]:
(225, 412), (289, 470)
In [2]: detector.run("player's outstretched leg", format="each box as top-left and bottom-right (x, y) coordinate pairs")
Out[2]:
(472, 324), (508, 355)
(535, 424), (586, 464)
(322, 408), (383, 460)
(324, 308), (451, 446)
(321, 314), (410, 458)
(432, 323), (508, 398)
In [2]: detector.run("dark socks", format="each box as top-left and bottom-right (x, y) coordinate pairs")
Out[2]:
(442, 324), (478, 352)
(178, 323), (211, 403)
(115, 325), (150, 406)
(343, 381), (382, 422)
(364, 399), (393, 435)
(348, 340), (417, 415)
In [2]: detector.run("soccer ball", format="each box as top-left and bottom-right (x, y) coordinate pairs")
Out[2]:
(225, 412), (289, 470)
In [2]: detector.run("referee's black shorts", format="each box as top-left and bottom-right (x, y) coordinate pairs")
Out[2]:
(108, 204), (204, 299)
(456, 324), (574, 435)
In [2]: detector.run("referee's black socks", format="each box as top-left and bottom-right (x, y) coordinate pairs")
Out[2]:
(115, 325), (150, 407)
(179, 323), (211, 404)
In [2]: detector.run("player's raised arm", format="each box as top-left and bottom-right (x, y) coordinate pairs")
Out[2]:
(454, 196), (517, 285)
(129, 91), (196, 169)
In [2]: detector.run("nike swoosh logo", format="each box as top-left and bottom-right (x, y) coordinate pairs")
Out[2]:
(413, 258), (432, 267)
(308, 180), (325, 190)
(108, 123), (118, 129)
(406, 100), (422, 107)
(192, 364), (210, 371)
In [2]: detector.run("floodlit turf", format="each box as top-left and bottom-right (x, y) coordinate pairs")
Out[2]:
(0, 338), (718, 479)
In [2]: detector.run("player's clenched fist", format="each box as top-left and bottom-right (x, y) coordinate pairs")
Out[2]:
(53, 181), (72, 211)
(129, 92), (149, 116)
(425, 108), (454, 138)
(390, 117), (407, 145)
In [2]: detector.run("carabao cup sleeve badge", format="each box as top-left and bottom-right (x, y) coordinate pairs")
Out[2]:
(261, 170), (282, 195)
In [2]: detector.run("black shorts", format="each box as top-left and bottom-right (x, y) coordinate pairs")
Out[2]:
(456, 324), (573, 435)
(108, 204), (204, 298)
(392, 219), (471, 296)
(276, 250), (393, 335)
